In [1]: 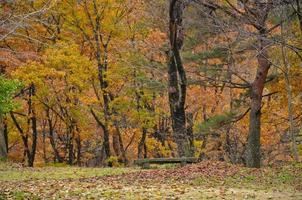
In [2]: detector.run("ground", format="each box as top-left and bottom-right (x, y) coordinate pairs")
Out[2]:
(0, 161), (302, 200)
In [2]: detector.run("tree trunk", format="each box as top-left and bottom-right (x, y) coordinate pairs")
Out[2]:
(246, 29), (270, 168)
(138, 128), (147, 159)
(93, 10), (111, 161)
(113, 123), (127, 164)
(28, 84), (38, 167)
(76, 134), (81, 166)
(186, 113), (195, 157)
(168, 0), (188, 157)
(117, 129), (127, 164)
(0, 118), (7, 159)
(112, 129), (121, 157)
(42, 128), (47, 163)
(3, 119), (8, 154)
(10, 112), (31, 165)
(46, 108), (63, 163)
(91, 109), (110, 163)
(296, 0), (302, 32)
(67, 125), (74, 165)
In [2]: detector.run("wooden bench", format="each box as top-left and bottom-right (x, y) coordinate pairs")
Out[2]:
(134, 157), (198, 169)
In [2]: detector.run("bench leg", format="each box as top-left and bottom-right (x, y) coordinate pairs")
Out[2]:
(180, 161), (187, 167)
(142, 162), (150, 169)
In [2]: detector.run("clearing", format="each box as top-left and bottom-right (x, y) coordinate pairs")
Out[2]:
(0, 161), (301, 199)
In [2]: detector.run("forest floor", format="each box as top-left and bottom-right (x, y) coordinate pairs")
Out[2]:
(0, 161), (302, 200)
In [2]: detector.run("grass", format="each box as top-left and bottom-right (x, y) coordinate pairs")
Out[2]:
(0, 162), (135, 181)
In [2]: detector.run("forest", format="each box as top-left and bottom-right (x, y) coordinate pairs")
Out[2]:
(1, 0), (302, 199)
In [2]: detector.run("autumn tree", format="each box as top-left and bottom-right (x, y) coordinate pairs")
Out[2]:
(168, 0), (191, 157)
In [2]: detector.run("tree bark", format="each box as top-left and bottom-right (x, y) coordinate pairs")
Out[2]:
(138, 128), (147, 159)
(113, 123), (127, 164)
(0, 118), (7, 159)
(91, 109), (110, 163)
(76, 133), (81, 166)
(28, 84), (38, 167)
(168, 0), (188, 157)
(46, 108), (63, 163)
(296, 0), (302, 32)
(10, 112), (31, 165)
(67, 124), (74, 165)
(186, 113), (195, 157)
(246, 28), (270, 168)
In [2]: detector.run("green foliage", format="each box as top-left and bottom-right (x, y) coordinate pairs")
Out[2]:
(183, 47), (228, 62)
(196, 112), (236, 135)
(105, 156), (120, 167)
(0, 76), (21, 117)
(277, 171), (294, 183)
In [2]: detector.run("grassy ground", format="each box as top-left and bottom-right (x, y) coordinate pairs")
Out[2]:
(0, 161), (301, 199)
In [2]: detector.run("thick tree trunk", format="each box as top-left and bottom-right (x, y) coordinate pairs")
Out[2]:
(91, 109), (110, 163)
(246, 29), (270, 168)
(3, 119), (8, 154)
(138, 128), (147, 159)
(24, 84), (38, 167)
(67, 125), (74, 165)
(102, 125), (110, 160)
(76, 134), (81, 166)
(168, 0), (188, 157)
(113, 124), (127, 163)
(117, 129), (127, 164)
(42, 129), (47, 163)
(0, 118), (7, 159)
(296, 0), (302, 32)
(112, 130), (121, 157)
(96, 40), (111, 161)
(186, 113), (195, 157)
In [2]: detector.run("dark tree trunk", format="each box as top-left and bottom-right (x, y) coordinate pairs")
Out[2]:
(10, 112), (31, 165)
(138, 128), (147, 159)
(67, 125), (74, 165)
(42, 129), (47, 163)
(296, 0), (302, 32)
(46, 108), (63, 163)
(112, 130), (121, 157)
(117, 129), (127, 164)
(186, 113), (195, 157)
(92, 2), (112, 161)
(4, 119), (8, 154)
(76, 134), (81, 166)
(102, 127), (110, 160)
(28, 84), (38, 167)
(0, 118), (7, 159)
(168, 0), (188, 157)
(95, 39), (111, 161)
(91, 109), (110, 163)
(246, 28), (271, 168)
(113, 123), (127, 164)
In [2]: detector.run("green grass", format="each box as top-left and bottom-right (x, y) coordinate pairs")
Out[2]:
(0, 163), (135, 181)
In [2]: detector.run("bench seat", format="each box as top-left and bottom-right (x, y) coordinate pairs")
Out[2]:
(134, 157), (198, 168)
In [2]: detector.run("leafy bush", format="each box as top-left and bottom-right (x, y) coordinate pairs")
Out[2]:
(0, 76), (22, 117)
